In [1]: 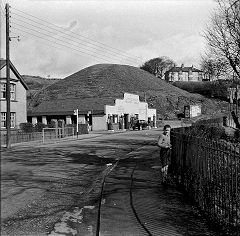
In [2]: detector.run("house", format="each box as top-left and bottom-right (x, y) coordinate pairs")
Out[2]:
(0, 59), (29, 130)
(165, 64), (203, 82)
(27, 92), (157, 131)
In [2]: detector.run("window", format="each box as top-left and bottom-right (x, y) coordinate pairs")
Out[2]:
(10, 84), (16, 100)
(1, 112), (6, 128)
(0, 83), (16, 100)
(1, 83), (6, 99)
(10, 112), (16, 128)
(1, 112), (16, 128)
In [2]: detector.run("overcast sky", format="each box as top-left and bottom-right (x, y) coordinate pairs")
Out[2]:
(0, 0), (216, 78)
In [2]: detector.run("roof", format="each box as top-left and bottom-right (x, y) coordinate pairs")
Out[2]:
(0, 59), (29, 90)
(167, 66), (203, 73)
(28, 97), (116, 116)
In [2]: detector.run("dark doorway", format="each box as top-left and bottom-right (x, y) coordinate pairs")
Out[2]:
(124, 114), (129, 129)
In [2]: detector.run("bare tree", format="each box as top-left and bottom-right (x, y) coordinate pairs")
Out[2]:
(140, 56), (176, 79)
(200, 54), (229, 80)
(203, 0), (240, 79)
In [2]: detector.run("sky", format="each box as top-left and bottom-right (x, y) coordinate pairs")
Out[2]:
(0, 0), (217, 78)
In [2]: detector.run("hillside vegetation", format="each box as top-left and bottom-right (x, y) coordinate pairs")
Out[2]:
(22, 75), (61, 107)
(26, 64), (229, 119)
(172, 80), (240, 101)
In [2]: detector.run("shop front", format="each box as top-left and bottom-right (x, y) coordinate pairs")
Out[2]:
(105, 93), (156, 131)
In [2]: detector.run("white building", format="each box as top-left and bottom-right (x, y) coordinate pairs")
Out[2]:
(28, 92), (157, 131)
(0, 59), (28, 130)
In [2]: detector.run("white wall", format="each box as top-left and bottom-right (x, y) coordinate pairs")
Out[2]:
(105, 93), (156, 122)
(93, 115), (106, 130)
(105, 93), (148, 120)
(0, 78), (27, 128)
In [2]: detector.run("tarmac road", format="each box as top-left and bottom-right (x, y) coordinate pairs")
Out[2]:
(1, 128), (220, 236)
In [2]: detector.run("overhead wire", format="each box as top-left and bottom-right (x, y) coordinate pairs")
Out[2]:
(11, 11), (139, 64)
(10, 14), (138, 64)
(11, 6), (142, 64)
(11, 22), (131, 64)
(12, 6), (142, 62)
(11, 25), (125, 64)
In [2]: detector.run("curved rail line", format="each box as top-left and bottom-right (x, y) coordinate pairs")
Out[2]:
(130, 163), (152, 236)
(96, 144), (153, 236)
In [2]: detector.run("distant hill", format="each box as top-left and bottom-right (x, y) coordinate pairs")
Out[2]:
(22, 75), (61, 91)
(22, 75), (61, 106)
(28, 64), (229, 119)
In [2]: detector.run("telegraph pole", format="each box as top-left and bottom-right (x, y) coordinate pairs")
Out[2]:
(5, 3), (11, 149)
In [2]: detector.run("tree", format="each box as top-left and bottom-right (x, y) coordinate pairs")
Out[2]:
(203, 0), (240, 80)
(140, 56), (176, 79)
(200, 54), (229, 81)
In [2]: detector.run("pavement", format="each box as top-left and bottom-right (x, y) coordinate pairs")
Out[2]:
(1, 127), (222, 236)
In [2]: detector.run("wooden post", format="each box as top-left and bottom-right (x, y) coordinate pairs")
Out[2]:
(5, 3), (11, 148)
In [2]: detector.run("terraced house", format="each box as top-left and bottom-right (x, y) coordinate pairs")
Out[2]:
(165, 64), (203, 82)
(0, 59), (28, 130)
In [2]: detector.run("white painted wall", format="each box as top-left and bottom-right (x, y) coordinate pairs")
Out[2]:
(105, 93), (156, 122)
(93, 115), (106, 130)
(0, 78), (27, 128)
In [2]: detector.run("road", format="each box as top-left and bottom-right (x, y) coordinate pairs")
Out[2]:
(1, 128), (220, 236)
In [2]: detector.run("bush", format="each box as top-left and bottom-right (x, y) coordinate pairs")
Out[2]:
(34, 122), (47, 132)
(186, 124), (226, 140)
(19, 123), (34, 133)
(48, 120), (57, 128)
(234, 129), (240, 142)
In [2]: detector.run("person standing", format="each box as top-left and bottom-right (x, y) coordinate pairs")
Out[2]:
(157, 124), (172, 184)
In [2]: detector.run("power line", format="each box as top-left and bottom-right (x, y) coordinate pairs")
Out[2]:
(11, 25), (129, 65)
(12, 26), (116, 64)
(11, 15), (138, 64)
(11, 6), (142, 63)
(12, 11), (137, 61)
(11, 22), (133, 64)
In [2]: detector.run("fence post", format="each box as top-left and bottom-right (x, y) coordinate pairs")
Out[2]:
(62, 121), (65, 138)
(42, 128), (45, 143)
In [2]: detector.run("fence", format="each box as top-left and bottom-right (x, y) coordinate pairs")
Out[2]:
(1, 127), (75, 145)
(1, 131), (43, 145)
(42, 127), (75, 143)
(171, 129), (239, 235)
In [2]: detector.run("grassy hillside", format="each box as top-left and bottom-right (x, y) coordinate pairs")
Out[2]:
(22, 75), (61, 91)
(27, 64), (229, 119)
(172, 80), (240, 101)
(22, 75), (61, 107)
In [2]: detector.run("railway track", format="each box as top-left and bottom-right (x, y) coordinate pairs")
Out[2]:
(95, 142), (156, 236)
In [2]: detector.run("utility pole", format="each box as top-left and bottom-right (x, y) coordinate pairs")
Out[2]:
(5, 3), (11, 149)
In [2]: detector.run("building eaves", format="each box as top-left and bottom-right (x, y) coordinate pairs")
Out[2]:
(28, 97), (116, 116)
(0, 59), (29, 90)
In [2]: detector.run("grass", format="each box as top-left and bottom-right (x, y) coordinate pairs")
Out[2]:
(25, 64), (229, 119)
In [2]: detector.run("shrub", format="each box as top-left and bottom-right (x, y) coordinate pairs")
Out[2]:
(19, 123), (34, 133)
(186, 124), (226, 140)
(34, 122), (47, 132)
(234, 129), (240, 142)
(48, 120), (57, 128)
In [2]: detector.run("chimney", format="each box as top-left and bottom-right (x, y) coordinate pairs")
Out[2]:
(181, 63), (184, 68)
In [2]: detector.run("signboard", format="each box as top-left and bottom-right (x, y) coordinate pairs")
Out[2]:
(184, 105), (201, 118)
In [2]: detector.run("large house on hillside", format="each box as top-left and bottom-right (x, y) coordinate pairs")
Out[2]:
(165, 64), (203, 82)
(27, 93), (157, 131)
(0, 59), (28, 130)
